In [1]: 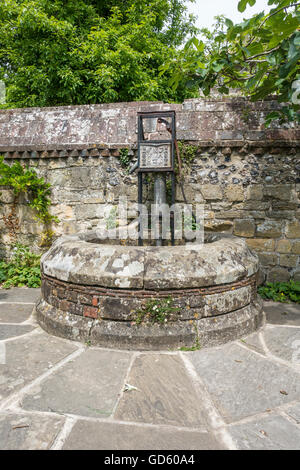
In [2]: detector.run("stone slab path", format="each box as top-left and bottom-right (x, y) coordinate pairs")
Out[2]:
(0, 288), (300, 450)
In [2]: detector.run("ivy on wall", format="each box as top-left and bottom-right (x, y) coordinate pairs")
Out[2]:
(0, 156), (58, 224)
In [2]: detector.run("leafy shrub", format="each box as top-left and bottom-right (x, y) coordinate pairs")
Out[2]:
(258, 280), (300, 303)
(0, 244), (41, 288)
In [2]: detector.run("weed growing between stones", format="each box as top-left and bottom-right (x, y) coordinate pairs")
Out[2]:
(0, 244), (41, 288)
(135, 296), (180, 325)
(180, 344), (201, 352)
(119, 148), (132, 173)
(179, 322), (201, 351)
(106, 206), (118, 230)
(176, 142), (197, 175)
(39, 229), (55, 248)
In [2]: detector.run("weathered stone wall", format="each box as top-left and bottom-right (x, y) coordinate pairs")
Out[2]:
(0, 98), (299, 282)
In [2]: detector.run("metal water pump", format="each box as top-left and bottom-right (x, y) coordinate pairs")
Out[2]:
(130, 111), (177, 246)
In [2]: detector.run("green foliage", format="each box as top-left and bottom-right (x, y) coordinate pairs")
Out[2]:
(163, 0), (300, 124)
(39, 229), (55, 247)
(238, 0), (257, 12)
(0, 156), (57, 224)
(166, 177), (173, 204)
(106, 206), (118, 230)
(258, 280), (300, 303)
(136, 296), (180, 324)
(179, 345), (201, 351)
(119, 148), (132, 173)
(177, 142), (197, 171)
(180, 322), (201, 350)
(0, 244), (41, 288)
(180, 337), (201, 351)
(182, 213), (201, 232)
(0, 0), (198, 108)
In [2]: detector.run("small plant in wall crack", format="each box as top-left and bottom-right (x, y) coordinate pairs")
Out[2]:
(39, 229), (55, 248)
(180, 322), (201, 351)
(106, 206), (118, 230)
(135, 296), (180, 325)
(119, 148), (133, 173)
(176, 141), (197, 176)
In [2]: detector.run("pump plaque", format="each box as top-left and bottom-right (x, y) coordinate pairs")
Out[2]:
(140, 143), (172, 170)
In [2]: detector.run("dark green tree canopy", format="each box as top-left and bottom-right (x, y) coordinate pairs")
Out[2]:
(0, 0), (197, 108)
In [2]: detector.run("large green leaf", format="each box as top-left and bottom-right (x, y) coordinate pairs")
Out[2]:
(238, 0), (256, 13)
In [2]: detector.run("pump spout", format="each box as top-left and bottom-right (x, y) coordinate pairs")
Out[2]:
(128, 161), (138, 174)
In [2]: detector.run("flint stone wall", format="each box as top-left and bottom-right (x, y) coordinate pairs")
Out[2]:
(0, 98), (299, 282)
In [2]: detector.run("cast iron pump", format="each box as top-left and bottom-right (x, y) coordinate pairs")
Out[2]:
(130, 111), (177, 246)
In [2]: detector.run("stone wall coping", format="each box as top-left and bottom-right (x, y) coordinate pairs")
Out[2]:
(0, 96), (284, 115)
(0, 97), (298, 150)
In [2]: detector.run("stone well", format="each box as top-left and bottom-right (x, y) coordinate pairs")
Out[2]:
(36, 232), (264, 350)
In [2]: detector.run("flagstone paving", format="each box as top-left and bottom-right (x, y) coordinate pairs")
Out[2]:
(0, 324), (35, 341)
(0, 304), (34, 324)
(0, 287), (299, 450)
(62, 421), (223, 450)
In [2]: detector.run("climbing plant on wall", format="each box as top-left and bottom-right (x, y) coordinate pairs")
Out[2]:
(0, 157), (58, 224)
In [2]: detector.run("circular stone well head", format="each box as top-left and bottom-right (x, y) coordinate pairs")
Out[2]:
(36, 232), (264, 350)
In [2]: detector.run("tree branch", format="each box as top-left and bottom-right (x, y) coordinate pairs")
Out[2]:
(259, 2), (300, 29)
(245, 45), (280, 61)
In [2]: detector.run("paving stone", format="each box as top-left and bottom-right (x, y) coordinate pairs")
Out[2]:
(0, 331), (78, 400)
(189, 343), (300, 423)
(0, 324), (35, 340)
(0, 303), (34, 324)
(22, 349), (132, 418)
(0, 412), (64, 450)
(115, 354), (208, 427)
(240, 332), (265, 355)
(0, 288), (41, 304)
(285, 402), (300, 424)
(63, 420), (224, 450)
(229, 414), (300, 450)
(263, 326), (300, 364)
(264, 301), (300, 326)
